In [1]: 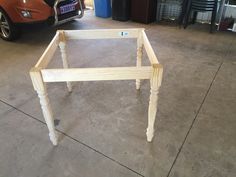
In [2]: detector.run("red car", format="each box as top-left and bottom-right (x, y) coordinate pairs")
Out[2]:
(0, 0), (84, 41)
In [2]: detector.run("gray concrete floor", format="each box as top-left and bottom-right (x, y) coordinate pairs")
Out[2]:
(0, 10), (235, 177)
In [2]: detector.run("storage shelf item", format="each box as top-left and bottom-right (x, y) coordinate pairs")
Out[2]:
(112, 0), (131, 21)
(94, 0), (111, 18)
(131, 0), (158, 24)
(157, 0), (182, 21)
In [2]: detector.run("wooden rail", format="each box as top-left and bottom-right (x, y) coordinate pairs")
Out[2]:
(41, 67), (153, 82)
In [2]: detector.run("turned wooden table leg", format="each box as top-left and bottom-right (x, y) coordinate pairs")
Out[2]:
(30, 68), (58, 145)
(136, 33), (143, 90)
(146, 64), (163, 142)
(59, 31), (72, 92)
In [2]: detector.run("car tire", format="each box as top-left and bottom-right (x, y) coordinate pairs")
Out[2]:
(0, 8), (21, 41)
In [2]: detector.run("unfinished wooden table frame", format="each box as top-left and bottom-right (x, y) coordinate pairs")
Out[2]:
(30, 28), (163, 146)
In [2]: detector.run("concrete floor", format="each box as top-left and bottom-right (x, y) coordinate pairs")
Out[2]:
(0, 10), (235, 177)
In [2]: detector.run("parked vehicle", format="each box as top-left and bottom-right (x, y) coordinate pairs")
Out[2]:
(0, 0), (84, 41)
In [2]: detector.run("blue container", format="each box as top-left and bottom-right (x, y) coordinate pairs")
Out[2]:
(94, 0), (112, 18)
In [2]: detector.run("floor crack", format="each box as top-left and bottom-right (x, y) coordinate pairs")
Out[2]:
(0, 99), (145, 177)
(166, 61), (224, 177)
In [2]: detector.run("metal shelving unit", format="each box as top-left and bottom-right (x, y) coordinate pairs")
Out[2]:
(217, 0), (236, 31)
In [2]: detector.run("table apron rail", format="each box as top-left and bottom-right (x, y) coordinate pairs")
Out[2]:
(41, 66), (153, 82)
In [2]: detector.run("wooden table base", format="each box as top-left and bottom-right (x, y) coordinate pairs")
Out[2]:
(30, 28), (163, 145)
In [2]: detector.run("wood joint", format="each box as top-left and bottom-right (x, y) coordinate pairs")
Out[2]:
(30, 67), (41, 74)
(152, 64), (159, 68)
(58, 30), (66, 42)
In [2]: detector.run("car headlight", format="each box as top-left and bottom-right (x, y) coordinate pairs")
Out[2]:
(21, 10), (32, 18)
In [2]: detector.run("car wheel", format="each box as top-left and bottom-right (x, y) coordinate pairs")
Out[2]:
(0, 9), (21, 41)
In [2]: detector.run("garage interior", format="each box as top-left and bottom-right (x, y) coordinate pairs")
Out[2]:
(0, 2), (236, 177)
